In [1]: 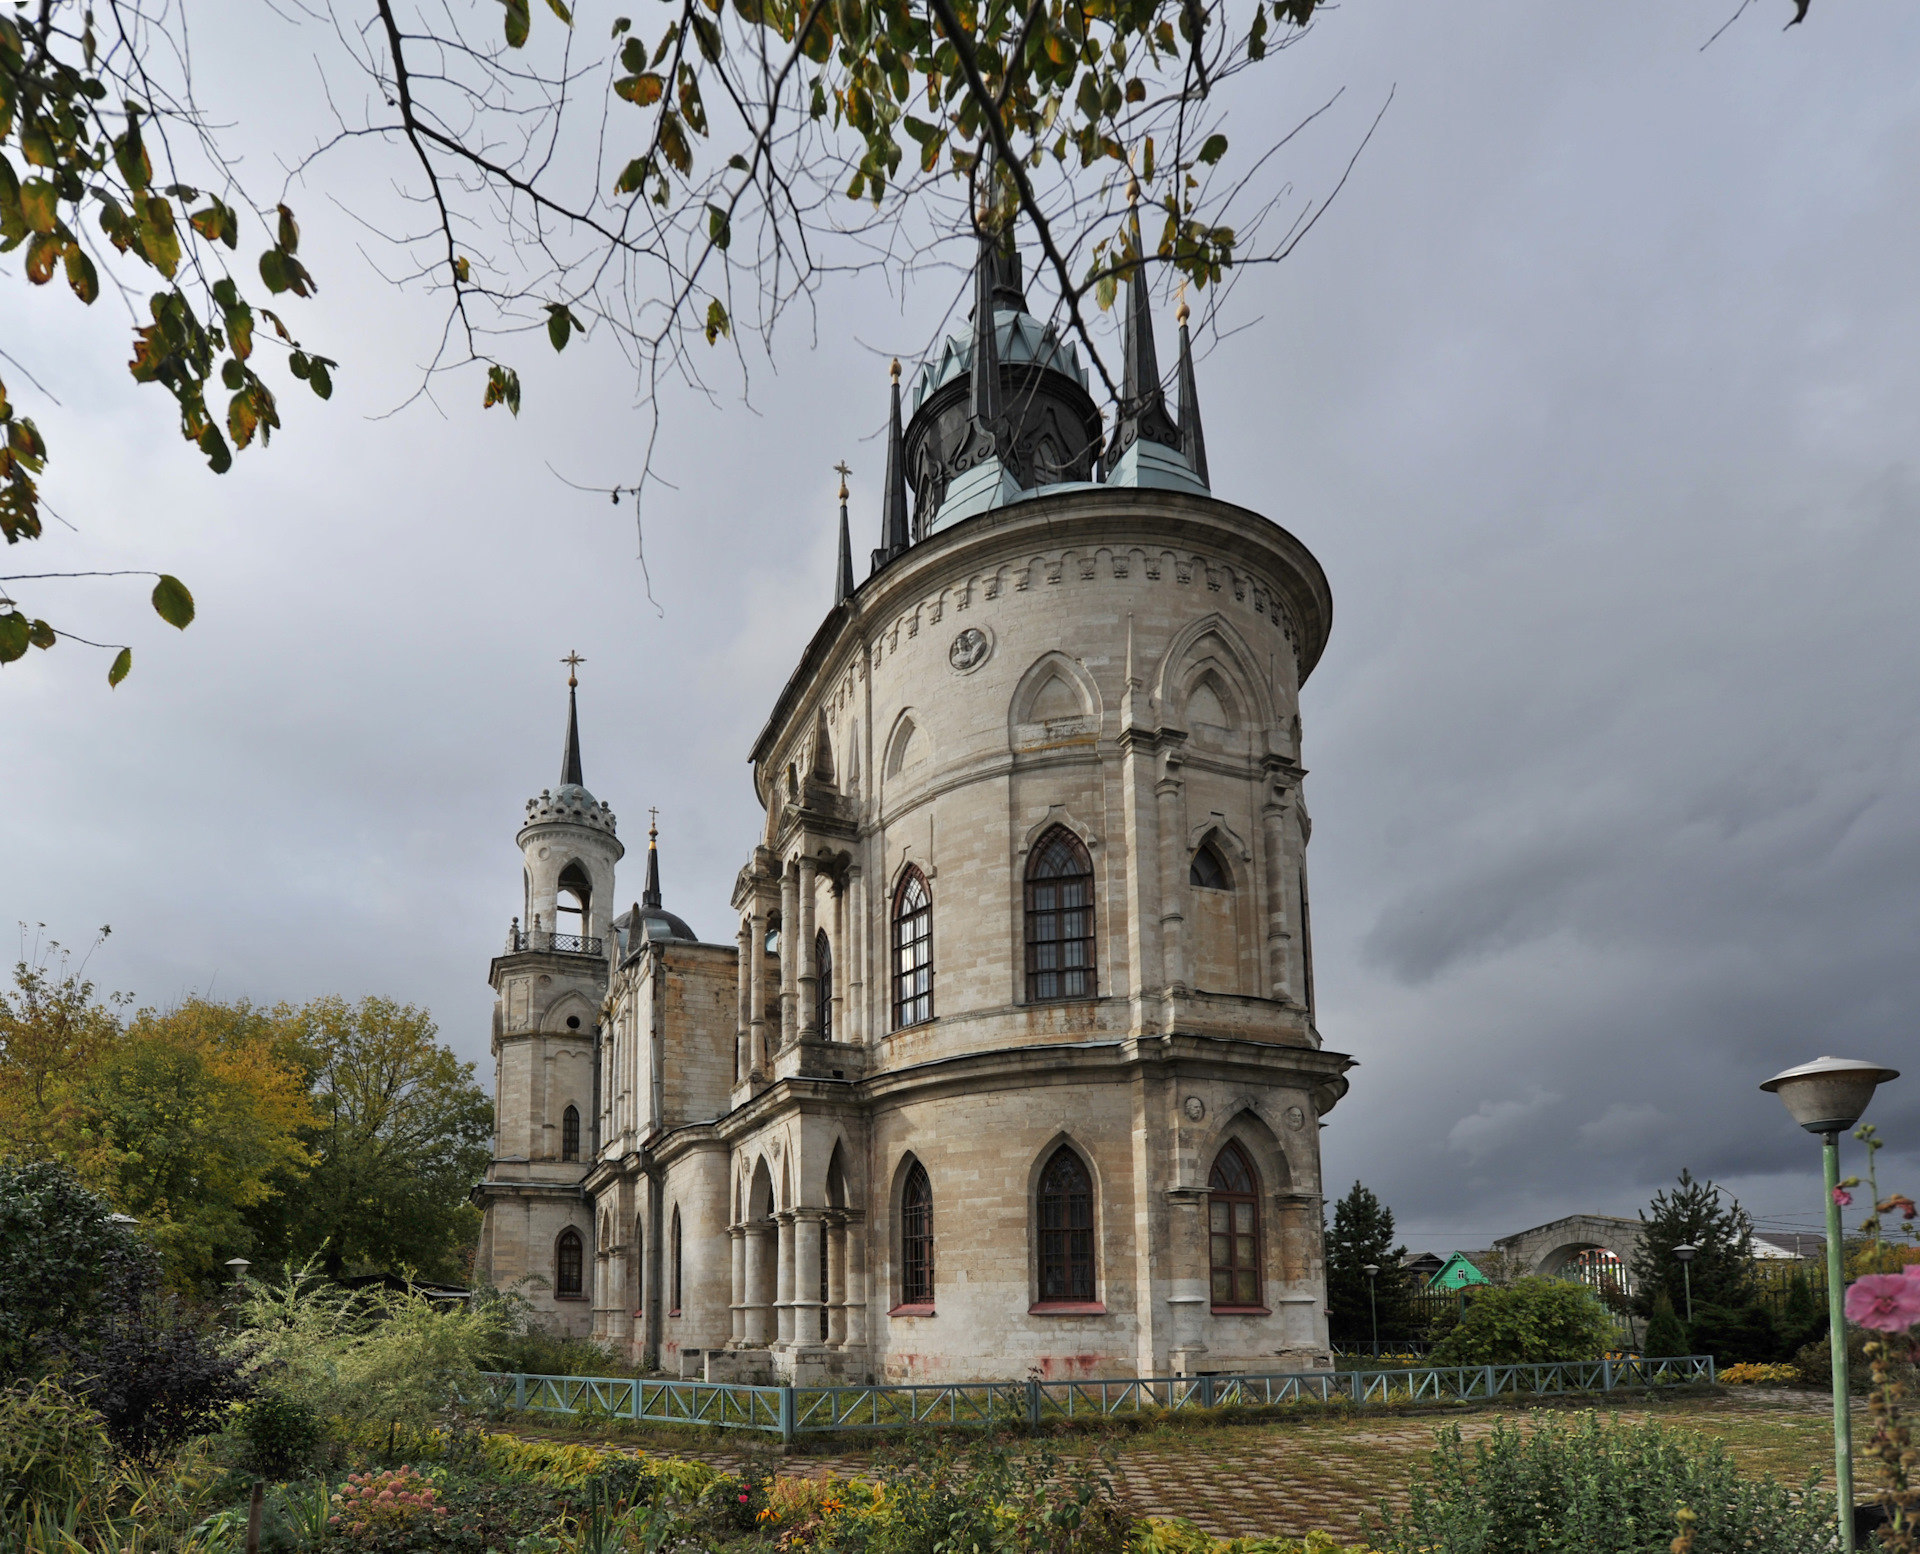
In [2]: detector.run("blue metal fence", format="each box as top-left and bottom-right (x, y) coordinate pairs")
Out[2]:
(475, 1354), (1716, 1442)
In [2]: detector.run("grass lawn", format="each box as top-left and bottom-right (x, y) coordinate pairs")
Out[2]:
(504, 1387), (1850, 1543)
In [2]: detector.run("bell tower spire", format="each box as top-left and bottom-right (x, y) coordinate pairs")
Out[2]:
(642, 809), (663, 908)
(1176, 289), (1209, 488)
(833, 462), (856, 605)
(1102, 179), (1184, 478)
(560, 650), (586, 787)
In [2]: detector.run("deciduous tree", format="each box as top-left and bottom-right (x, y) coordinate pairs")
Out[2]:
(0, 927), (125, 1160)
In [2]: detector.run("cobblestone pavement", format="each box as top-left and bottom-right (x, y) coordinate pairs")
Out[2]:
(522, 1390), (1848, 1544)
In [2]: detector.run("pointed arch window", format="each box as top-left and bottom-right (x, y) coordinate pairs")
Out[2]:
(1037, 1146), (1096, 1303)
(1190, 839), (1231, 891)
(1208, 1142), (1262, 1309)
(815, 928), (833, 1041)
(670, 1207), (683, 1315)
(1026, 827), (1095, 1002)
(561, 1104), (581, 1163)
(556, 860), (592, 942)
(892, 867), (933, 1029)
(900, 1160), (934, 1306)
(555, 1227), (584, 1298)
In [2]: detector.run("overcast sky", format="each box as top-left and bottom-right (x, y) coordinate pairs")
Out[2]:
(7, 0), (1917, 1254)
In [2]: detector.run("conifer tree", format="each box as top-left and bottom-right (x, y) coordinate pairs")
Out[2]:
(1629, 1168), (1754, 1320)
(1325, 1181), (1412, 1345)
(1642, 1290), (1689, 1359)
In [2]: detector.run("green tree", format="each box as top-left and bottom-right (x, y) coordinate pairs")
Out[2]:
(1642, 1290), (1688, 1359)
(74, 999), (315, 1287)
(1325, 1181), (1412, 1345)
(1629, 1168), (1754, 1320)
(0, 928), (125, 1160)
(1426, 1277), (1612, 1366)
(249, 996), (493, 1282)
(0, 1157), (145, 1379)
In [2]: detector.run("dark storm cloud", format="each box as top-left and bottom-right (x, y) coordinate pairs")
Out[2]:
(6, 1), (1919, 1249)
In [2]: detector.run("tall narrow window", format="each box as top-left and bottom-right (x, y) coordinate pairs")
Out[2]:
(670, 1207), (683, 1314)
(1025, 828), (1095, 1002)
(900, 1160), (934, 1305)
(815, 928), (833, 1041)
(1037, 1146), (1096, 1303)
(1208, 1143), (1261, 1308)
(634, 1216), (645, 1316)
(561, 1104), (581, 1162)
(556, 1228), (584, 1297)
(892, 868), (933, 1029)
(556, 861), (592, 946)
(1190, 840), (1231, 890)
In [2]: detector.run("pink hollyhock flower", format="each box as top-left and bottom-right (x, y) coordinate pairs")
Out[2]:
(1845, 1273), (1920, 1332)
(1834, 1186), (1854, 1208)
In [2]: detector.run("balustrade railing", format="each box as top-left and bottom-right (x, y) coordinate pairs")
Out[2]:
(473, 1354), (1716, 1442)
(507, 929), (604, 956)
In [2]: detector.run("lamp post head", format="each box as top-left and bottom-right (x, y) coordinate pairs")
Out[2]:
(224, 1257), (251, 1284)
(1761, 1055), (1900, 1135)
(1672, 1243), (1698, 1264)
(1363, 1264), (1381, 1278)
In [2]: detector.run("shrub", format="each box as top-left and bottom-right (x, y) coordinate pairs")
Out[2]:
(1425, 1278), (1611, 1366)
(0, 1377), (113, 1527)
(1365, 1411), (1838, 1554)
(329, 1465), (450, 1542)
(1642, 1292), (1688, 1359)
(1687, 1302), (1780, 1366)
(236, 1388), (326, 1477)
(0, 1159), (145, 1381)
(1718, 1362), (1799, 1386)
(1794, 1330), (1917, 1395)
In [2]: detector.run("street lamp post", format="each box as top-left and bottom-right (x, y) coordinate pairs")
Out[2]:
(1672, 1242), (1698, 1326)
(1762, 1054), (1901, 1554)
(1363, 1263), (1381, 1360)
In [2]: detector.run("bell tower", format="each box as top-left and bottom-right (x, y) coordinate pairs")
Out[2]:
(473, 654), (624, 1333)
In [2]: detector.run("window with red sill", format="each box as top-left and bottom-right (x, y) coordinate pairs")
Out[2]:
(1037, 1146), (1095, 1305)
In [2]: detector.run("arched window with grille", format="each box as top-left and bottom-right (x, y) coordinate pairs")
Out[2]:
(561, 1104), (581, 1163)
(555, 1227), (584, 1298)
(900, 1159), (934, 1307)
(1036, 1146), (1096, 1304)
(670, 1207), (683, 1315)
(892, 867), (933, 1029)
(1208, 1142), (1262, 1309)
(1025, 827), (1095, 1002)
(815, 928), (833, 1041)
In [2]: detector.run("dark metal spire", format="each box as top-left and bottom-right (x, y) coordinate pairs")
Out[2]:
(560, 651), (585, 786)
(878, 360), (910, 564)
(642, 811), (662, 908)
(1102, 182), (1182, 476)
(969, 224), (1004, 431)
(1176, 291), (1209, 487)
(834, 461), (855, 605)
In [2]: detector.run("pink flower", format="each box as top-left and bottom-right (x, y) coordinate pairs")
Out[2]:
(1834, 1186), (1854, 1208)
(1845, 1273), (1920, 1332)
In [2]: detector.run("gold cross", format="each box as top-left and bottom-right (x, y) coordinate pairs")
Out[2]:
(833, 460), (851, 502)
(562, 650), (585, 688)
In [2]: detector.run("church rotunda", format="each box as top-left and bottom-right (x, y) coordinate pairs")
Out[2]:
(474, 229), (1352, 1381)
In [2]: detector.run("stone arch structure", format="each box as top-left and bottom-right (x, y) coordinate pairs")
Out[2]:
(1494, 1214), (1644, 1284)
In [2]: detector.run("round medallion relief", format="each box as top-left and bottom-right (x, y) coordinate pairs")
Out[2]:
(948, 626), (992, 674)
(1183, 1096), (1206, 1122)
(1284, 1105), (1306, 1132)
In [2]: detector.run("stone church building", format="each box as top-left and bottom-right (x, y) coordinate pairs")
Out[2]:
(474, 230), (1352, 1383)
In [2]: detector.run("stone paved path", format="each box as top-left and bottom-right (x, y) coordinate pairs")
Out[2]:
(517, 1390), (1847, 1544)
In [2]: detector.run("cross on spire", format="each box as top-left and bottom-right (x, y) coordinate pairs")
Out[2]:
(833, 460), (851, 500)
(561, 650), (586, 688)
(648, 806), (660, 836)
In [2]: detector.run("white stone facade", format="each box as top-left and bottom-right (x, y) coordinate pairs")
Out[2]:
(475, 476), (1353, 1382)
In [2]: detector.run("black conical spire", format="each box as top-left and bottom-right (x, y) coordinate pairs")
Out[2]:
(969, 224), (1004, 432)
(1176, 291), (1209, 487)
(642, 814), (662, 908)
(878, 360), (910, 564)
(560, 651), (585, 786)
(834, 462), (856, 605)
(1102, 180), (1182, 476)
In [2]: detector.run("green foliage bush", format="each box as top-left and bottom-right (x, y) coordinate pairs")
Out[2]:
(1426, 1278), (1611, 1366)
(0, 1376), (113, 1527)
(236, 1388), (326, 1477)
(1366, 1411), (1839, 1553)
(1686, 1302), (1780, 1366)
(1643, 1292), (1688, 1359)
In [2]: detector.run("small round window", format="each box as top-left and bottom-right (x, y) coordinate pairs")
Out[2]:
(566, 1015), (581, 1030)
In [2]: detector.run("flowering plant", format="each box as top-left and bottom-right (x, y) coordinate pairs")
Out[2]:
(1841, 1125), (1920, 1552)
(327, 1464), (450, 1540)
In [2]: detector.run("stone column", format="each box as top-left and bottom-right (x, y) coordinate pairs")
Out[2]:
(1155, 754), (1189, 998)
(843, 1214), (869, 1348)
(1165, 1188), (1210, 1374)
(734, 919), (753, 1081)
(778, 864), (799, 1051)
(1260, 787), (1293, 1003)
(748, 899), (769, 1079)
(774, 1211), (796, 1345)
(729, 1225), (747, 1344)
(742, 1223), (775, 1345)
(797, 855), (819, 1041)
(825, 1213), (848, 1345)
(846, 865), (866, 1047)
(793, 1212), (825, 1345)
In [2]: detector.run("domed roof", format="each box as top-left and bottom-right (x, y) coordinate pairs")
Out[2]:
(617, 902), (700, 949)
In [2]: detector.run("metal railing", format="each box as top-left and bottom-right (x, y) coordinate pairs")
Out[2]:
(475, 1354), (1716, 1442)
(509, 930), (604, 956)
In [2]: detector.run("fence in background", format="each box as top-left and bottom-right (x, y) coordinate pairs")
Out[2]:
(475, 1354), (1717, 1442)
